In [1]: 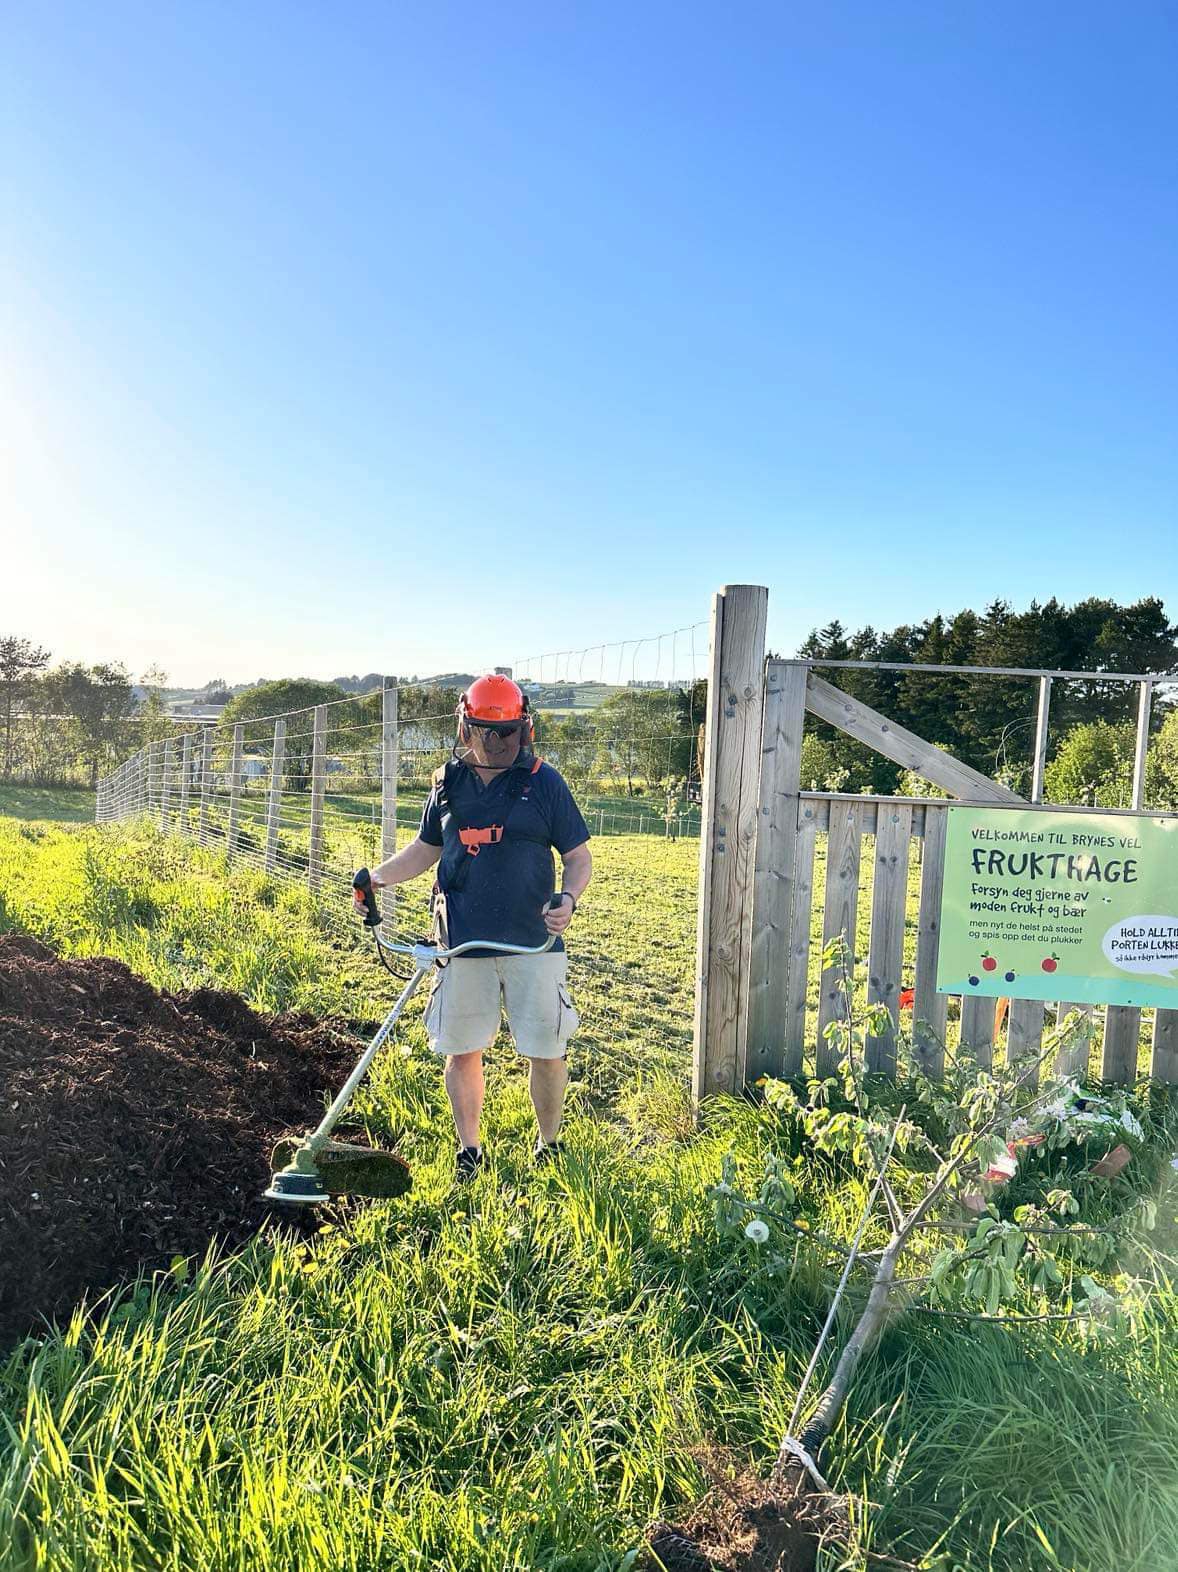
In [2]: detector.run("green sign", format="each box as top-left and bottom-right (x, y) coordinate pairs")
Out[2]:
(937, 806), (1178, 1009)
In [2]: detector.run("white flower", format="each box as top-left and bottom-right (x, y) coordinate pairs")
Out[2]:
(744, 1219), (770, 1245)
(1007, 1117), (1033, 1142)
(712, 1182), (734, 1196)
(1120, 1109), (1144, 1140)
(1169, 1157), (1178, 1173)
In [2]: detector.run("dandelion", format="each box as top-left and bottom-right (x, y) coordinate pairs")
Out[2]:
(744, 1218), (770, 1245)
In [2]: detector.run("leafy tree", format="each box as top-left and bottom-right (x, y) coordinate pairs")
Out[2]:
(1145, 709), (1178, 812)
(538, 710), (599, 797)
(220, 679), (355, 791)
(137, 665), (173, 746)
(800, 596), (1176, 791)
(1043, 721), (1135, 807)
(595, 689), (692, 796)
(0, 635), (51, 779)
(46, 663), (136, 786)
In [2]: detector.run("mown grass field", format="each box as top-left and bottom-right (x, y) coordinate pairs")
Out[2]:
(2, 807), (1178, 1570)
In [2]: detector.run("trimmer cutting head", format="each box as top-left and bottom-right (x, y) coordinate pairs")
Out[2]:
(265, 1134), (413, 1206)
(264, 1163), (330, 1205)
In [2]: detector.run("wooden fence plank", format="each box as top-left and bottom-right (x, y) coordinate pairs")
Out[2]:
(912, 806), (949, 1077)
(747, 660), (807, 1081)
(1055, 1003), (1094, 1080)
(865, 805), (912, 1076)
(815, 800), (862, 1077)
(960, 994), (995, 1069)
(1151, 1011), (1178, 1084)
(1101, 1007), (1139, 1084)
(782, 808), (818, 1076)
(804, 675), (1024, 804)
(1006, 999), (1045, 1083)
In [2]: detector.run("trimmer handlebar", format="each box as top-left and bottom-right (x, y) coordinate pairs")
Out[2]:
(352, 868), (382, 927)
(352, 876), (564, 963)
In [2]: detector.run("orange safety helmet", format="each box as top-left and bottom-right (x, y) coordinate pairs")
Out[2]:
(457, 674), (535, 746)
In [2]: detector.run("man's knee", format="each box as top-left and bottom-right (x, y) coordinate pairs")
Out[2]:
(528, 1054), (568, 1075)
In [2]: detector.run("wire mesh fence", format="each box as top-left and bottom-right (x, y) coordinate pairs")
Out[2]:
(97, 654), (709, 1096)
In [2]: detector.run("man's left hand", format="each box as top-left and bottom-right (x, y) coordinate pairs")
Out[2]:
(543, 895), (575, 935)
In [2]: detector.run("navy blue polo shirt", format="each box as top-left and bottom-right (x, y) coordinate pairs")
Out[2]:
(419, 757), (590, 953)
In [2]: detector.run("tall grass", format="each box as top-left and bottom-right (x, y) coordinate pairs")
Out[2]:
(2, 816), (1178, 1570)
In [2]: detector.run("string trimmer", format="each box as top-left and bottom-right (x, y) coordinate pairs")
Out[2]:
(264, 872), (561, 1205)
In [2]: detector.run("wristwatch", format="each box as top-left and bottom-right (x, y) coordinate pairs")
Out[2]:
(559, 892), (578, 912)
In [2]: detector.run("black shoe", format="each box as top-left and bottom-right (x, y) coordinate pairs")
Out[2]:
(534, 1138), (565, 1167)
(455, 1145), (484, 1183)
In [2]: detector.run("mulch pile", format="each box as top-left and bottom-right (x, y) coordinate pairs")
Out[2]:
(0, 933), (370, 1343)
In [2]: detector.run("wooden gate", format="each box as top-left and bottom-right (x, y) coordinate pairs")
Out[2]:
(693, 586), (1178, 1096)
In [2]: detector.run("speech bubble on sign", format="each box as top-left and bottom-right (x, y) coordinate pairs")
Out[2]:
(1102, 916), (1178, 978)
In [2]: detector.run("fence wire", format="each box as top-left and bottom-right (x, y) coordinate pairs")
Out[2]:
(97, 675), (704, 1097)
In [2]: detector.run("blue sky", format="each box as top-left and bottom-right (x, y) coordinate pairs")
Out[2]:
(3, 2), (1176, 686)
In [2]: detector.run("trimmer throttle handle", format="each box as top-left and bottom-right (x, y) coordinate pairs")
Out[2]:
(352, 868), (382, 927)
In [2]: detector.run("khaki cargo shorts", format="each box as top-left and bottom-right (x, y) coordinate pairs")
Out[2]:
(423, 951), (579, 1060)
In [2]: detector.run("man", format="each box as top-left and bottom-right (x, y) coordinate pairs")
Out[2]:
(356, 674), (592, 1181)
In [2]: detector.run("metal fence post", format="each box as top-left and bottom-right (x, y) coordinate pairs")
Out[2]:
(308, 704), (327, 892)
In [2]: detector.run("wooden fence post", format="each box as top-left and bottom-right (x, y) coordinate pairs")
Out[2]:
(1009, 680), (1053, 1073)
(382, 680), (399, 864)
(226, 722), (244, 860)
(159, 738), (172, 829)
(179, 733), (192, 833)
(692, 584), (768, 1101)
(1102, 679), (1153, 1082)
(308, 704), (327, 893)
(198, 729), (213, 841)
(747, 659), (808, 1079)
(266, 718), (285, 873)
